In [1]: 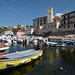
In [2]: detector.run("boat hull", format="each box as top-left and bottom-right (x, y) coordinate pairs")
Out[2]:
(0, 46), (9, 51)
(0, 50), (43, 71)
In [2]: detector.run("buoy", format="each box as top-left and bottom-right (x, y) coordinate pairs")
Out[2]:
(33, 38), (35, 40)
(60, 67), (63, 70)
(40, 53), (42, 56)
(40, 44), (42, 47)
(31, 56), (37, 60)
(7, 62), (15, 66)
(0, 55), (2, 59)
(20, 59), (28, 64)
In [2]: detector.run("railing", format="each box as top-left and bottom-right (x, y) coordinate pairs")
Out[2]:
(61, 22), (75, 25)
(61, 16), (75, 21)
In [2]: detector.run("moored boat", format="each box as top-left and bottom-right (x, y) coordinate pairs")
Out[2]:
(0, 49), (43, 71)
(0, 44), (9, 51)
(50, 43), (66, 47)
(44, 42), (57, 46)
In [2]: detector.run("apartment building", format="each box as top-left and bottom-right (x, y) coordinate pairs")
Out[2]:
(17, 24), (24, 28)
(17, 24), (24, 30)
(33, 8), (55, 34)
(39, 17), (61, 36)
(33, 16), (47, 33)
(33, 8), (61, 36)
(59, 11), (75, 35)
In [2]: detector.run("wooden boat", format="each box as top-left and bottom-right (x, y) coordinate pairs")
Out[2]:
(0, 49), (43, 71)
(0, 44), (9, 51)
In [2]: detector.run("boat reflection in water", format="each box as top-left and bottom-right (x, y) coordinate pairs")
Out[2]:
(0, 56), (42, 75)
(42, 46), (75, 75)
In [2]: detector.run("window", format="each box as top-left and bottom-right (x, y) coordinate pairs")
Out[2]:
(74, 24), (75, 27)
(49, 13), (50, 15)
(44, 18), (46, 21)
(64, 21), (65, 24)
(64, 26), (65, 28)
(37, 19), (39, 22)
(54, 25), (56, 27)
(68, 25), (70, 28)
(68, 20), (69, 23)
(44, 21), (46, 24)
(40, 19), (42, 22)
(52, 25), (53, 27)
(40, 23), (42, 26)
(68, 14), (69, 18)
(59, 26), (61, 28)
(70, 20), (72, 23)
(64, 16), (65, 19)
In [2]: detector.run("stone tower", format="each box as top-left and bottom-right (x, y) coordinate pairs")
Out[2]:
(47, 8), (53, 23)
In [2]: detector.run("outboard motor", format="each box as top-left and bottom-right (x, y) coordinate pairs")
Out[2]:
(25, 39), (27, 46)
(36, 39), (42, 50)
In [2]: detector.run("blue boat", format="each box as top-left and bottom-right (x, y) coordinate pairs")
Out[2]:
(50, 40), (66, 47)
(63, 40), (75, 46)
(50, 42), (66, 47)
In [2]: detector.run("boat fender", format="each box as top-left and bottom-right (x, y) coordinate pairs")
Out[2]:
(7, 62), (15, 66)
(40, 44), (42, 47)
(70, 44), (72, 46)
(40, 53), (42, 56)
(60, 67), (63, 70)
(0, 55), (2, 59)
(20, 59), (28, 64)
(31, 56), (37, 60)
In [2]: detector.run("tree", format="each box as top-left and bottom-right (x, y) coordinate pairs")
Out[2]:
(12, 29), (18, 34)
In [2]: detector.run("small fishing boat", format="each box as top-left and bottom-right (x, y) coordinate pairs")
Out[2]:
(44, 42), (57, 46)
(0, 44), (9, 51)
(32, 39), (38, 43)
(50, 40), (66, 47)
(63, 40), (75, 46)
(50, 43), (66, 47)
(0, 49), (43, 71)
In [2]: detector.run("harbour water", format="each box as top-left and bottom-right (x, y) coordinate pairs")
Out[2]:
(0, 44), (75, 75)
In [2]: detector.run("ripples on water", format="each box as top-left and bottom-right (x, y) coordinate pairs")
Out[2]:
(0, 44), (75, 75)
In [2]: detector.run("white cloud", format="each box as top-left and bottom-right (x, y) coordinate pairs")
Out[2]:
(55, 13), (63, 17)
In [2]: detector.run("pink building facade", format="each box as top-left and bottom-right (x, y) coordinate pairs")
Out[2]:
(17, 31), (25, 36)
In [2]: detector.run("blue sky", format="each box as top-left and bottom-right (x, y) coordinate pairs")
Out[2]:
(0, 0), (74, 27)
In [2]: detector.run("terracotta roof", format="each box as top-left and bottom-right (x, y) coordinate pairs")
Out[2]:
(53, 17), (61, 20)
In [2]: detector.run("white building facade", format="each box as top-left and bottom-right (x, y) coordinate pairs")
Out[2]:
(59, 11), (75, 35)
(2, 30), (14, 35)
(25, 29), (34, 35)
(38, 17), (60, 35)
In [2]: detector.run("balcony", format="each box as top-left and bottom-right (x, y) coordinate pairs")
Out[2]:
(62, 16), (75, 21)
(61, 22), (75, 25)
